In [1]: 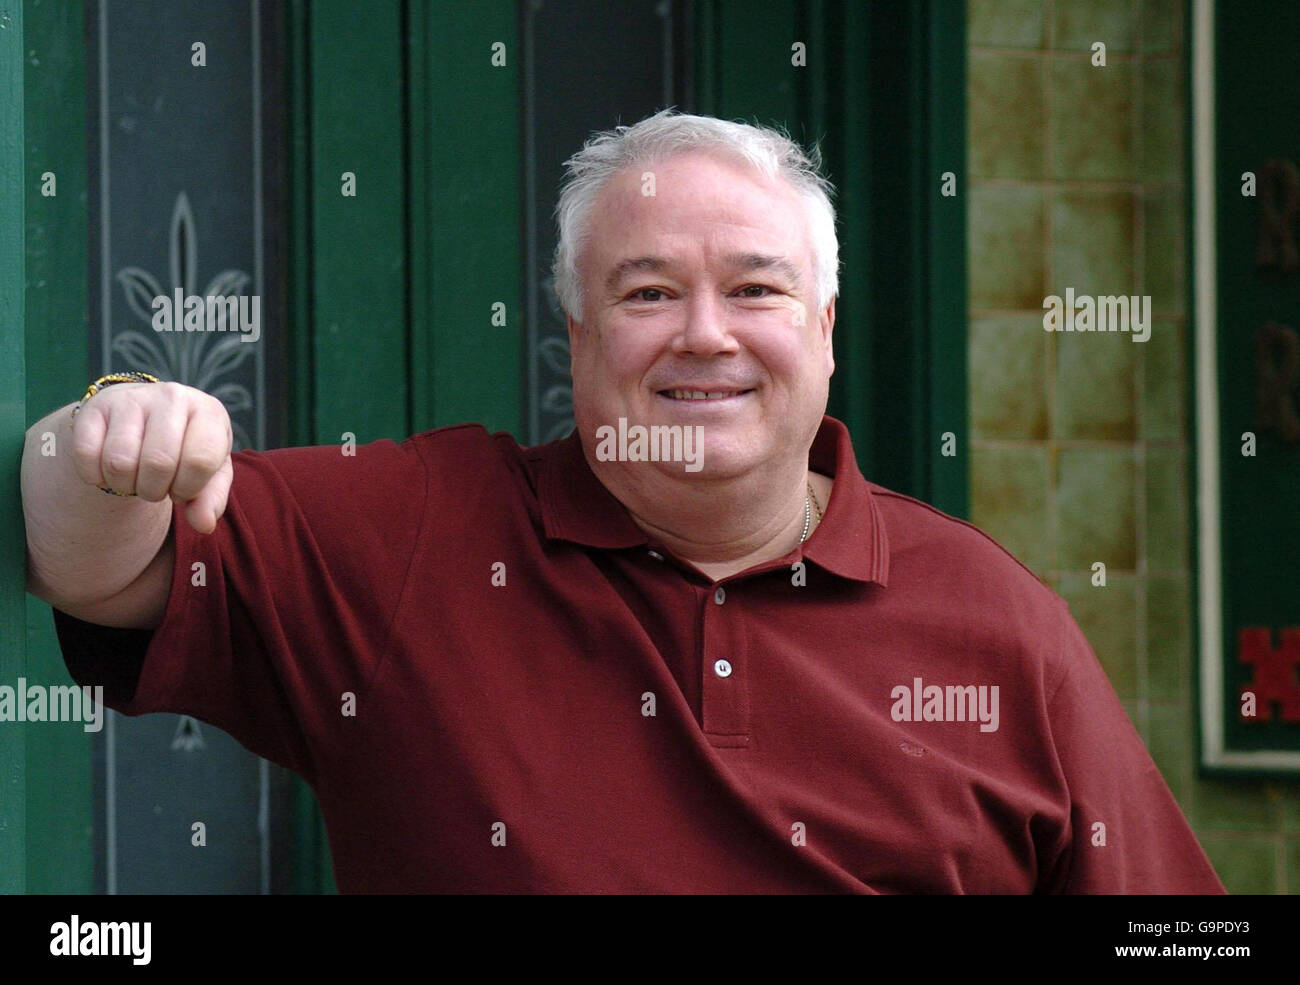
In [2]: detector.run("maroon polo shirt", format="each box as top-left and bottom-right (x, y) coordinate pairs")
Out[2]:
(53, 415), (1225, 893)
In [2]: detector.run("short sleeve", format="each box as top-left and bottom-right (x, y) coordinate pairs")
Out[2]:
(1038, 599), (1225, 893)
(52, 436), (429, 782)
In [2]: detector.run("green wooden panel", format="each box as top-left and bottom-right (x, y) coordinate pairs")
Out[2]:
(711, 0), (801, 129)
(820, 0), (875, 474)
(309, 0), (408, 445)
(0, 0), (27, 894)
(23, 0), (93, 893)
(411, 0), (521, 434)
(847, 0), (967, 515)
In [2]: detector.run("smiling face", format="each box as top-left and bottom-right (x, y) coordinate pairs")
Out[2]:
(568, 150), (835, 481)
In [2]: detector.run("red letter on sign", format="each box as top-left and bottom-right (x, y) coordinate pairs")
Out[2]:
(1238, 627), (1300, 722)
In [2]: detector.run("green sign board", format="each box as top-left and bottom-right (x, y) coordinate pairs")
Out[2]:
(1197, 3), (1300, 772)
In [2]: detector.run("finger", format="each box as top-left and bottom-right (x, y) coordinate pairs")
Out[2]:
(134, 396), (188, 502)
(98, 398), (147, 495)
(171, 399), (232, 503)
(181, 455), (233, 534)
(68, 401), (111, 488)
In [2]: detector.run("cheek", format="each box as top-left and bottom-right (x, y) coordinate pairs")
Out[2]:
(575, 329), (654, 389)
(602, 322), (667, 370)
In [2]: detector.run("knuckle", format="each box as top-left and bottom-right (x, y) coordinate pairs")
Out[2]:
(133, 482), (171, 503)
(204, 393), (231, 423)
(183, 446), (227, 476)
(138, 448), (179, 475)
(101, 451), (137, 479)
(68, 436), (101, 468)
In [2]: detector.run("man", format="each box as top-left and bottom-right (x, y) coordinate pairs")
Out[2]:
(23, 109), (1224, 893)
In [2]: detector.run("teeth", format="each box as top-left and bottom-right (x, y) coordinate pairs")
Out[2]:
(667, 390), (740, 400)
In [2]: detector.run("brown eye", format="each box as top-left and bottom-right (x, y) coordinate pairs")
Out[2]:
(631, 288), (665, 302)
(738, 285), (771, 298)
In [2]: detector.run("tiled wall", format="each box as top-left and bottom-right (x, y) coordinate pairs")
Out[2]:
(967, 0), (1299, 893)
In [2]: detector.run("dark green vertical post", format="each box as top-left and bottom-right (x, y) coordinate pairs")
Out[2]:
(0, 0), (27, 894)
(287, 0), (315, 449)
(924, 0), (968, 518)
(23, 0), (93, 893)
(409, 0), (521, 434)
(309, 0), (408, 445)
(822, 0), (874, 472)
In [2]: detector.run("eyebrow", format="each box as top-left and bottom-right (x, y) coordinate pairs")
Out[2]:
(603, 252), (803, 295)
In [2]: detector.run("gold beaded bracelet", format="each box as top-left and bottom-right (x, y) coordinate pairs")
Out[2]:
(70, 372), (162, 496)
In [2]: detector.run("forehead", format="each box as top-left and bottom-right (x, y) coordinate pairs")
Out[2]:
(584, 151), (810, 262)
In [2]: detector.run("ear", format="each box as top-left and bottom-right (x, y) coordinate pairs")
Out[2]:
(822, 297), (836, 376)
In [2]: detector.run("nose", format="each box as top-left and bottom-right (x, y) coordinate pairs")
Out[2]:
(671, 291), (740, 357)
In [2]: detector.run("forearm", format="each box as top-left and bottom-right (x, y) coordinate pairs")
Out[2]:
(22, 401), (173, 609)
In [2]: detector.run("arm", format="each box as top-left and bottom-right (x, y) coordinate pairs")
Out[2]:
(1041, 600), (1224, 893)
(22, 381), (233, 630)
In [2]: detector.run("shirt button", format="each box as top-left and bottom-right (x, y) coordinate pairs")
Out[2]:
(713, 586), (726, 605)
(713, 659), (732, 678)
(647, 549), (664, 561)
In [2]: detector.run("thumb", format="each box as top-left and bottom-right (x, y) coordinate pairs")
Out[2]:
(178, 456), (233, 534)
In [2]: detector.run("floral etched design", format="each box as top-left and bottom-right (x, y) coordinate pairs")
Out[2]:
(112, 192), (257, 450)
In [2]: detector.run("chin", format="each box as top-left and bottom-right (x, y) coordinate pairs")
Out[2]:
(685, 438), (763, 478)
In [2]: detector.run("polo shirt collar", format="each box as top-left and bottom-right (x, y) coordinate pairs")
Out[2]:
(540, 414), (889, 586)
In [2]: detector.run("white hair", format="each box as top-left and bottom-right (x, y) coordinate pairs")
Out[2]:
(551, 108), (839, 322)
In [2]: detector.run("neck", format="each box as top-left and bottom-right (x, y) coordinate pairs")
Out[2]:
(591, 456), (817, 577)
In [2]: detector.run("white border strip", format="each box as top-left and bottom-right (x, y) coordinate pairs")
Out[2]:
(1194, 0), (1300, 770)
(1193, 0), (1223, 768)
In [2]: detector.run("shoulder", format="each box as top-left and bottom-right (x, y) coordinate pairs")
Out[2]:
(867, 482), (1073, 680)
(404, 423), (543, 498)
(871, 484), (1047, 584)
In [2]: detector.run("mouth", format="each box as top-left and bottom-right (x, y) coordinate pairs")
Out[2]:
(657, 388), (755, 402)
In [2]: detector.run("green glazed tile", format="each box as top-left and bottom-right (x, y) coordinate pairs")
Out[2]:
(968, 0), (1045, 48)
(1055, 447), (1137, 570)
(970, 314), (1049, 439)
(1197, 835), (1276, 893)
(1145, 701), (1192, 806)
(1141, 318), (1186, 441)
(1284, 786), (1300, 833)
(970, 52), (1045, 180)
(1144, 186), (1185, 317)
(970, 185), (1046, 310)
(1051, 190), (1136, 297)
(1050, 57), (1135, 181)
(1191, 775), (1282, 832)
(1196, 836), (1279, 899)
(1141, 57), (1184, 184)
(970, 443), (1051, 573)
(1141, 0), (1182, 54)
(1147, 573), (1191, 702)
(1051, 0), (1138, 53)
(1059, 571), (1139, 700)
(1055, 330), (1137, 440)
(1146, 446), (1189, 571)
